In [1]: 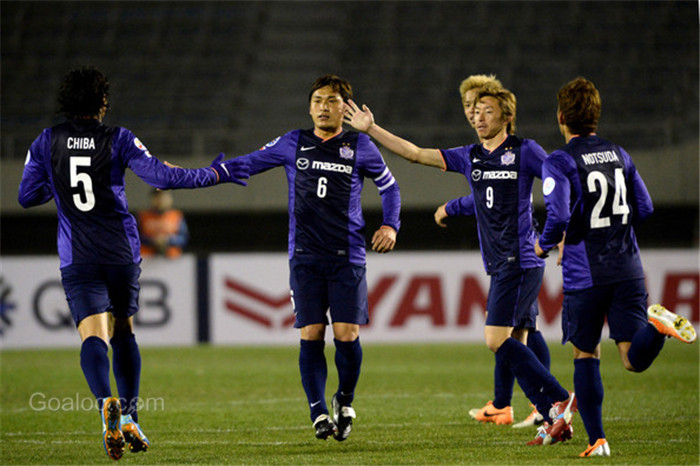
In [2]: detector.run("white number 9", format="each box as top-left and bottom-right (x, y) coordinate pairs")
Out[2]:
(485, 186), (494, 209)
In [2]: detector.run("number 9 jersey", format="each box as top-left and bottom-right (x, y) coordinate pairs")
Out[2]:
(441, 135), (547, 275)
(18, 119), (220, 268)
(539, 135), (654, 290)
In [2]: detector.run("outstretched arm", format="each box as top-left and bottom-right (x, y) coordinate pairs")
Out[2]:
(344, 100), (445, 169)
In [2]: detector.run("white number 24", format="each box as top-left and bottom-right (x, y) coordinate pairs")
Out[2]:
(587, 168), (629, 229)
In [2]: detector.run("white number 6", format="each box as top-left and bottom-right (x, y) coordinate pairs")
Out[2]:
(317, 176), (328, 198)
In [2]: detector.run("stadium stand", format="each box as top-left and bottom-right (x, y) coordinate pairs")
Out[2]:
(2, 1), (697, 158)
(1, 1), (697, 253)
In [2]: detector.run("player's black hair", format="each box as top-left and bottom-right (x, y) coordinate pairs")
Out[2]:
(308, 75), (353, 103)
(58, 66), (110, 119)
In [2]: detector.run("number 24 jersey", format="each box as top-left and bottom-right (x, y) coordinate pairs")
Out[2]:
(540, 135), (653, 290)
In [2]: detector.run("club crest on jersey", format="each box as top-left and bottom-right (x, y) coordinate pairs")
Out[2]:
(339, 145), (354, 160)
(261, 136), (281, 150)
(501, 151), (516, 166)
(133, 137), (152, 157)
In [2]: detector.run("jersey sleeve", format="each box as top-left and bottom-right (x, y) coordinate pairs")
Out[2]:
(522, 139), (547, 179)
(620, 147), (654, 223)
(119, 129), (219, 189)
(440, 145), (472, 175)
(539, 151), (576, 250)
(445, 194), (475, 217)
(18, 130), (54, 208)
(236, 133), (297, 175)
(358, 135), (401, 231)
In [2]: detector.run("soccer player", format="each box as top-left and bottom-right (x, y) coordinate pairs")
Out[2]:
(232, 75), (401, 441)
(436, 75), (551, 429)
(535, 77), (697, 458)
(345, 86), (577, 446)
(18, 66), (249, 460)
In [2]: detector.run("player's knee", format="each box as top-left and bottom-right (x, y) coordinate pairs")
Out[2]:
(623, 360), (640, 372)
(485, 337), (504, 353)
(112, 316), (134, 337)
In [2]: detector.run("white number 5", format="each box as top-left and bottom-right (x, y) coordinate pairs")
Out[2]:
(70, 156), (95, 212)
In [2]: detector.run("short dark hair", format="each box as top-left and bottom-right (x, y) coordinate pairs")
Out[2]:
(557, 77), (601, 136)
(308, 74), (353, 102)
(58, 66), (110, 119)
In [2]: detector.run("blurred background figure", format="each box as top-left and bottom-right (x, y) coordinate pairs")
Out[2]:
(138, 189), (189, 259)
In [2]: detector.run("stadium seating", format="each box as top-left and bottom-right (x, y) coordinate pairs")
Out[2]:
(1, 1), (697, 159)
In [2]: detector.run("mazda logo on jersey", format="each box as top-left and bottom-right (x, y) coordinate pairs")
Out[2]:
(472, 169), (482, 182)
(296, 158), (310, 170)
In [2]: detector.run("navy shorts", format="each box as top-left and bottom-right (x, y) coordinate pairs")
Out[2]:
(561, 278), (648, 353)
(289, 257), (368, 328)
(485, 266), (543, 328)
(61, 262), (141, 326)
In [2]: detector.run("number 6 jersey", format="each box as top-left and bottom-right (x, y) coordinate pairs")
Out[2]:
(539, 135), (654, 290)
(18, 119), (220, 267)
(239, 129), (400, 265)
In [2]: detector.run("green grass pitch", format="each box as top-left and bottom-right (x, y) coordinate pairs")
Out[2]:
(1, 340), (698, 464)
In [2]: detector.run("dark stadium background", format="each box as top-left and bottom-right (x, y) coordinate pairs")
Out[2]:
(2, 1), (698, 255)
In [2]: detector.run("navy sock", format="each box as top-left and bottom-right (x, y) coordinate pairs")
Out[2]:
(493, 353), (514, 409)
(299, 339), (327, 422)
(334, 338), (363, 407)
(80, 336), (111, 410)
(574, 358), (605, 444)
(627, 323), (666, 372)
(527, 330), (551, 371)
(496, 338), (569, 422)
(111, 333), (141, 422)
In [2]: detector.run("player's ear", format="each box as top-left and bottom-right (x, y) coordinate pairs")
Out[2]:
(557, 109), (566, 125)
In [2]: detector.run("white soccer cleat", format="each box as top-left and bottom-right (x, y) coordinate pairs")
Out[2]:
(580, 438), (611, 457)
(513, 404), (544, 428)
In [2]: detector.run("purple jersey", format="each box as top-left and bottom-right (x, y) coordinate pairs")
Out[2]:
(239, 129), (400, 265)
(540, 135), (653, 290)
(18, 119), (219, 267)
(441, 136), (546, 274)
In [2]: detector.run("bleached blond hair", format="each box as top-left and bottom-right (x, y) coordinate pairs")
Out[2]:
(458, 74), (503, 101)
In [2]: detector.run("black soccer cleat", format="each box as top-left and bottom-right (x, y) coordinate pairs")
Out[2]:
(313, 414), (337, 440)
(331, 394), (356, 442)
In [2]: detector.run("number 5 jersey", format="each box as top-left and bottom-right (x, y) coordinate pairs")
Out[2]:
(18, 119), (220, 267)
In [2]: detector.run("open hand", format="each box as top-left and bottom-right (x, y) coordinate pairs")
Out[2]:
(344, 99), (375, 133)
